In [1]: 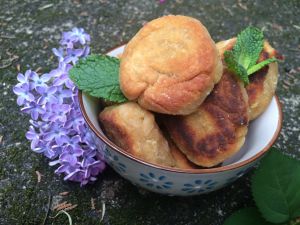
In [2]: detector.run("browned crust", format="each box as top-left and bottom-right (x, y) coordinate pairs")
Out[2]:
(120, 15), (223, 115)
(247, 67), (268, 114)
(204, 70), (249, 126)
(99, 110), (134, 154)
(162, 129), (199, 169)
(99, 102), (175, 167)
(163, 70), (249, 167)
(248, 62), (278, 120)
(216, 38), (279, 120)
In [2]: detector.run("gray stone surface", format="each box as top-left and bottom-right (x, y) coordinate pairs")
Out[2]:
(0, 0), (299, 224)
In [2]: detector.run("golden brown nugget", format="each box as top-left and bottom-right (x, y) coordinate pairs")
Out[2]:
(163, 70), (249, 167)
(120, 15), (223, 115)
(217, 38), (279, 120)
(99, 102), (175, 167)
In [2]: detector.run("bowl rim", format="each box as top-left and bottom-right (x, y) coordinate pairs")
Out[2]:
(78, 44), (283, 174)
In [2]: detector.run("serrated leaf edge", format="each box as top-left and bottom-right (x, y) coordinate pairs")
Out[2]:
(251, 149), (300, 224)
(68, 54), (127, 103)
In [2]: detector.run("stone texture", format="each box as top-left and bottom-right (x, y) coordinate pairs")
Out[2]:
(0, 0), (299, 224)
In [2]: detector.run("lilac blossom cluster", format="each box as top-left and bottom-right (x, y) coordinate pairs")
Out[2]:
(13, 28), (106, 186)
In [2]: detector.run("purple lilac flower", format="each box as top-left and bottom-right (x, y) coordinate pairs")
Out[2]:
(82, 148), (97, 159)
(55, 86), (73, 104)
(61, 145), (84, 162)
(29, 71), (52, 90)
(13, 83), (35, 106)
(44, 144), (62, 159)
(71, 88), (79, 107)
(64, 48), (85, 64)
(81, 129), (97, 147)
(21, 101), (45, 120)
(84, 159), (105, 177)
(44, 122), (69, 146)
(71, 27), (91, 45)
(82, 158), (105, 185)
(26, 126), (41, 150)
(51, 62), (74, 88)
(29, 119), (49, 131)
(48, 103), (70, 123)
(41, 102), (54, 121)
(64, 108), (85, 132)
(52, 47), (64, 62)
(60, 27), (91, 48)
(59, 152), (79, 167)
(66, 135), (81, 150)
(36, 86), (58, 104)
(50, 62), (71, 78)
(13, 27), (105, 186)
(16, 70), (31, 87)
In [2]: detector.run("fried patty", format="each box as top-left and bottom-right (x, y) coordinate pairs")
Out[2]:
(163, 70), (249, 167)
(216, 38), (279, 120)
(99, 102), (175, 167)
(120, 15), (223, 115)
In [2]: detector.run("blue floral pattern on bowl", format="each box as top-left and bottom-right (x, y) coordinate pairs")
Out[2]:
(139, 172), (173, 190)
(102, 146), (253, 194)
(182, 179), (218, 194)
(104, 148), (127, 175)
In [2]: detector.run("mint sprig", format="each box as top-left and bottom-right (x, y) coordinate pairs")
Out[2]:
(224, 148), (300, 225)
(69, 54), (128, 103)
(224, 51), (249, 83)
(224, 26), (277, 84)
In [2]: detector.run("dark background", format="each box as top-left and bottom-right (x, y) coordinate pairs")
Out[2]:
(0, 0), (299, 224)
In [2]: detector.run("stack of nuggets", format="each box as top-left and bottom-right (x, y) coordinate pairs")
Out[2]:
(99, 15), (279, 169)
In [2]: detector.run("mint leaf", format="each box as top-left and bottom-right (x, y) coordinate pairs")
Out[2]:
(252, 148), (300, 224)
(224, 26), (277, 85)
(69, 54), (127, 103)
(224, 207), (273, 225)
(233, 26), (264, 69)
(247, 57), (277, 75)
(224, 51), (249, 84)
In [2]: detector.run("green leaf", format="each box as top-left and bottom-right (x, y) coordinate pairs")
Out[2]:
(69, 54), (128, 103)
(224, 50), (249, 84)
(223, 26), (275, 85)
(247, 57), (277, 75)
(233, 26), (264, 69)
(223, 207), (273, 225)
(252, 148), (300, 224)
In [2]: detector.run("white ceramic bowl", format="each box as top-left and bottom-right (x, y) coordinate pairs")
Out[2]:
(78, 45), (282, 196)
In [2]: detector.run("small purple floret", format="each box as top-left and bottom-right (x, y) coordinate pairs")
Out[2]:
(13, 83), (35, 106)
